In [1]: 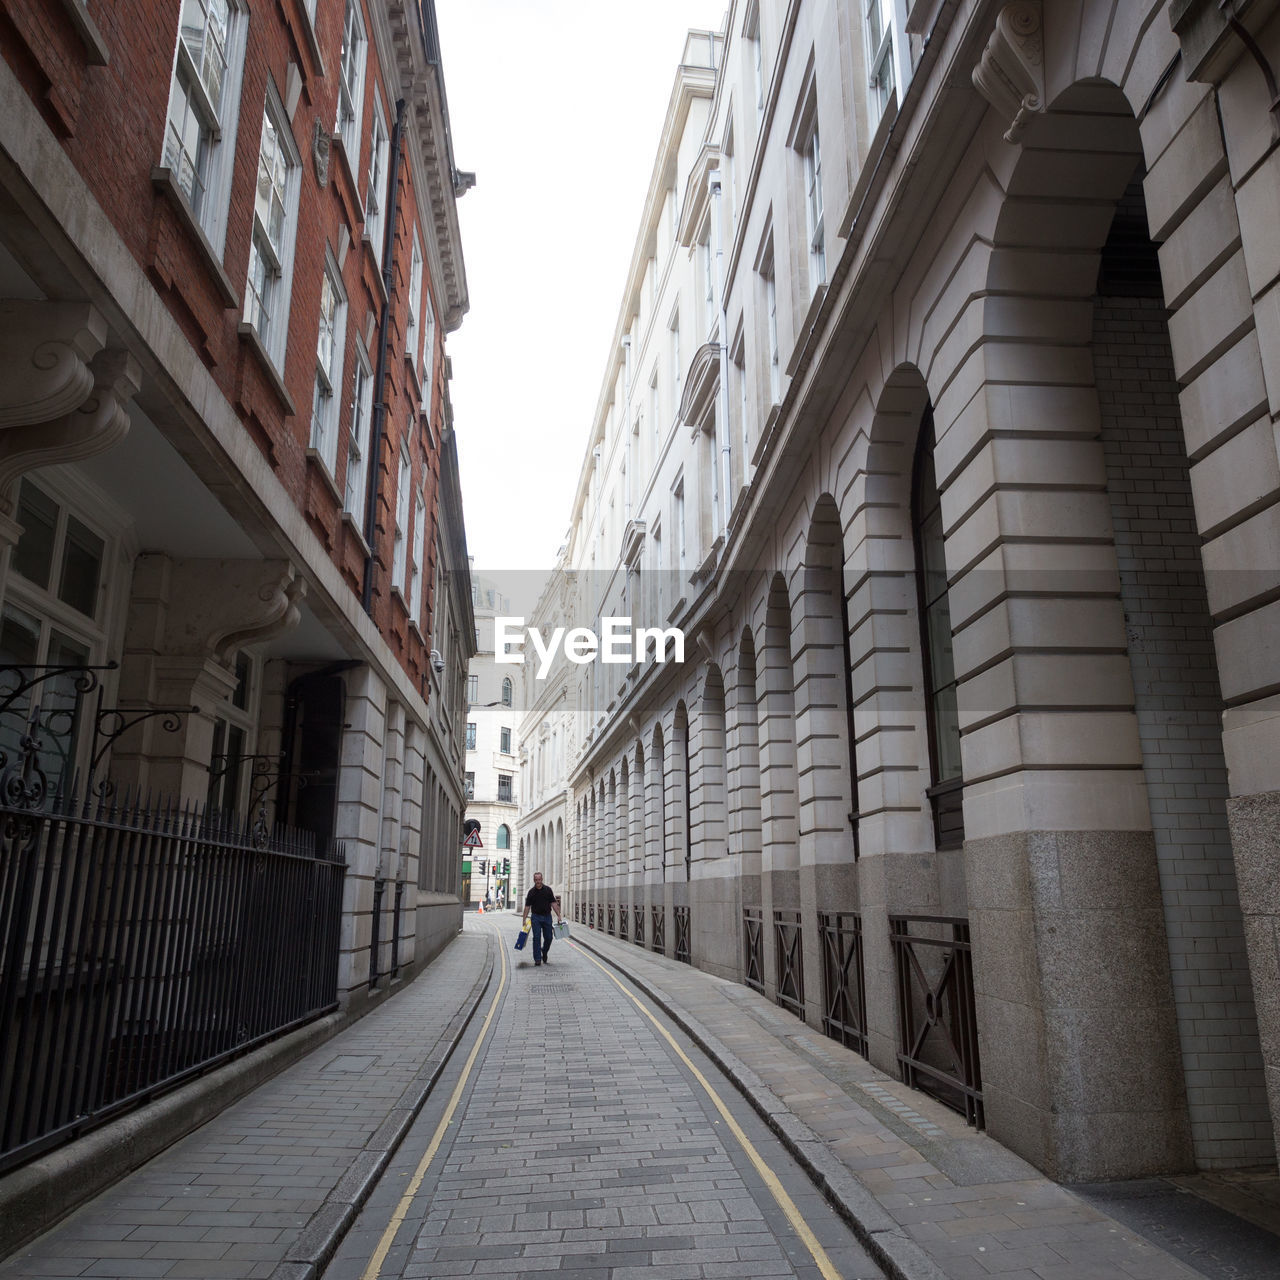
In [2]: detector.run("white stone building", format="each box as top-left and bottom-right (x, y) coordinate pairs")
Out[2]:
(521, 0), (1280, 1184)
(462, 571), (521, 907)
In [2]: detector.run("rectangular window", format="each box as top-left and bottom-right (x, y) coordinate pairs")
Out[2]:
(421, 294), (436, 410)
(745, 2), (765, 127)
(670, 311), (681, 399)
(497, 774), (513, 803)
(392, 442), (410, 589)
(760, 243), (780, 404)
(406, 233), (423, 363)
(310, 254), (347, 472)
(344, 347), (374, 519)
(674, 479), (686, 576)
(865, 0), (895, 122)
(649, 373), (660, 455)
(467, 674), (478, 703)
(366, 94), (389, 250)
(409, 491), (426, 622)
(245, 91), (300, 363)
(465, 771), (475, 800)
(803, 119), (825, 289)
(336, 0), (367, 159)
(466, 722), (476, 750)
(735, 342), (751, 478)
(500, 726), (511, 754)
(162, 0), (245, 248)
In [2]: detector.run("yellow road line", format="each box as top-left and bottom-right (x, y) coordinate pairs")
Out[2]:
(573, 942), (843, 1280)
(359, 926), (508, 1280)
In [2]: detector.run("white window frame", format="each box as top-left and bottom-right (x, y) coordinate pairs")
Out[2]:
(409, 489), (426, 624)
(336, 0), (368, 161)
(392, 440), (411, 591)
(865, 0), (896, 124)
(803, 115), (825, 290)
(244, 85), (301, 368)
(758, 235), (780, 405)
(310, 250), (348, 473)
(744, 0), (765, 127)
(421, 292), (436, 410)
(670, 308), (681, 398)
(673, 476), (687, 577)
(366, 92), (390, 251)
(344, 341), (374, 519)
(406, 231), (423, 364)
(161, 0), (247, 254)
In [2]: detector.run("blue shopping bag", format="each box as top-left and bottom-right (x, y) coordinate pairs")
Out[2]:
(514, 920), (531, 951)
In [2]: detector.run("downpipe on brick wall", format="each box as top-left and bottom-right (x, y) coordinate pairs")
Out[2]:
(363, 97), (409, 615)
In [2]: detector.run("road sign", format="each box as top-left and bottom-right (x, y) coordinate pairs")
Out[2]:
(463, 829), (483, 848)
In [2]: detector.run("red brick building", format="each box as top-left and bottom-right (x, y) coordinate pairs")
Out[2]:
(0, 0), (475, 1129)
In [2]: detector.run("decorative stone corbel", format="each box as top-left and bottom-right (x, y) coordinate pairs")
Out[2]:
(0, 346), (141, 515)
(208, 562), (307, 664)
(0, 300), (107, 428)
(972, 1), (1045, 144)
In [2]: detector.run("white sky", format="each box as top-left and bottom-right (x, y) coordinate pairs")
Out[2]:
(436, 0), (729, 586)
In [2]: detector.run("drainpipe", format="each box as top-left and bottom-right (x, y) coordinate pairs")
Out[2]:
(710, 168), (732, 539)
(362, 97), (408, 615)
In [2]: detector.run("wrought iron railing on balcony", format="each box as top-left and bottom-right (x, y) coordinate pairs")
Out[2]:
(674, 905), (690, 964)
(890, 915), (983, 1127)
(819, 913), (868, 1055)
(743, 907), (764, 994)
(774, 910), (804, 1018)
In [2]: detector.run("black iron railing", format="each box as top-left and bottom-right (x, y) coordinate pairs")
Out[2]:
(651, 906), (664, 954)
(632, 903), (644, 948)
(674, 905), (690, 964)
(0, 791), (345, 1173)
(890, 915), (983, 1127)
(619, 904), (629, 943)
(819, 913), (867, 1055)
(607, 902), (615, 936)
(743, 907), (764, 993)
(774, 910), (804, 1018)
(588, 902), (595, 929)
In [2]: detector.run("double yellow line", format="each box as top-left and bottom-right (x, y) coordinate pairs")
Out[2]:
(359, 929), (839, 1280)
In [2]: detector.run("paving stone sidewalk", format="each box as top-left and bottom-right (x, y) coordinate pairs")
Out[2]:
(573, 927), (1224, 1280)
(0, 926), (495, 1280)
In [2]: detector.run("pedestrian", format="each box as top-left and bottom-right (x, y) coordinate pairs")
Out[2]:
(522, 871), (562, 966)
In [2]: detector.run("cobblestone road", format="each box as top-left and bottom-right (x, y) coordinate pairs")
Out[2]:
(324, 917), (884, 1280)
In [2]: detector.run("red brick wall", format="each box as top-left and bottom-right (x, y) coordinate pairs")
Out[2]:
(2, 0), (449, 697)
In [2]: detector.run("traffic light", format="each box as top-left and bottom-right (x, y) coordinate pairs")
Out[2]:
(478, 859), (487, 875)
(462, 818), (480, 839)
(503, 858), (510, 876)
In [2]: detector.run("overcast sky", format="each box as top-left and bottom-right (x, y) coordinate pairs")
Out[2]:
(436, 0), (729, 590)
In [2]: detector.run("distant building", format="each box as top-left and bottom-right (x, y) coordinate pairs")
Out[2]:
(522, 1), (1280, 1185)
(463, 570), (520, 907)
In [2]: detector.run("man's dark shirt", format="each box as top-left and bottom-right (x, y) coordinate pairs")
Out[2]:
(525, 884), (556, 914)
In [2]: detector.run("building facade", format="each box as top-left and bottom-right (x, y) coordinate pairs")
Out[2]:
(0, 0), (475, 1181)
(515, 562), (574, 909)
(523, 0), (1280, 1184)
(462, 570), (520, 907)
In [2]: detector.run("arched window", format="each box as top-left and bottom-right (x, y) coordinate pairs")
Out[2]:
(912, 407), (964, 848)
(497, 824), (510, 850)
(501, 676), (513, 706)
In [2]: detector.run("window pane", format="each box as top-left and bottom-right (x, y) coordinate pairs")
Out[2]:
(14, 482), (58, 590)
(59, 515), (104, 618)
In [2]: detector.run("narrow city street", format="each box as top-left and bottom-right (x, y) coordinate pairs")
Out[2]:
(322, 914), (883, 1280)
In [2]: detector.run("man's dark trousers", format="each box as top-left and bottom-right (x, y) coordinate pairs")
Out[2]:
(531, 912), (553, 962)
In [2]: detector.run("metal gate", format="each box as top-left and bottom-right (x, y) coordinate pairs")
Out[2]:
(819, 913), (867, 1054)
(743, 907), (764, 993)
(890, 915), (983, 1126)
(773, 910), (804, 1017)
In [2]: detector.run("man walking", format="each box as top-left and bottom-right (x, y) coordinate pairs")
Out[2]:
(522, 871), (562, 966)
